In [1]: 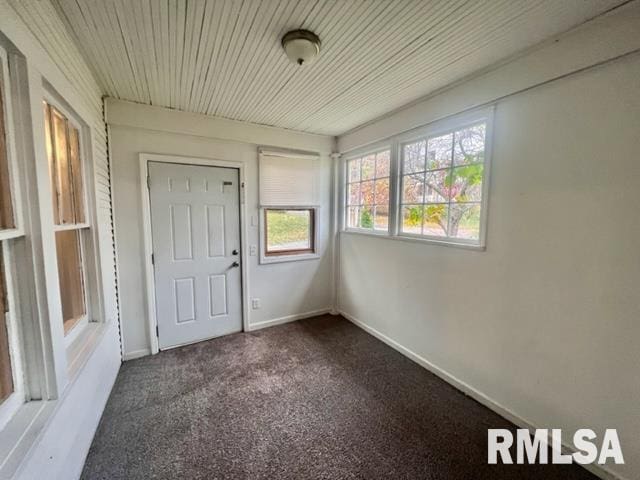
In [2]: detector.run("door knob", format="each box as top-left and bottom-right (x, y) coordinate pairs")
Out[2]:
(231, 261), (240, 268)
(232, 249), (238, 255)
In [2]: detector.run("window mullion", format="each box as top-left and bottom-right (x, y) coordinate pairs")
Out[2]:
(388, 139), (400, 236)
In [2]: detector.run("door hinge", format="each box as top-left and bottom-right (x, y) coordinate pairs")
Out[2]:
(151, 253), (154, 265)
(155, 325), (159, 338)
(147, 175), (151, 189)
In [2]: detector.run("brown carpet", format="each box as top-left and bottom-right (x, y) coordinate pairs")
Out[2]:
(82, 314), (597, 479)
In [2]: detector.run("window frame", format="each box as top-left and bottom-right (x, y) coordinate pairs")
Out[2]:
(42, 92), (103, 346)
(340, 107), (494, 250)
(343, 145), (393, 235)
(0, 46), (23, 241)
(263, 208), (316, 257)
(259, 206), (320, 264)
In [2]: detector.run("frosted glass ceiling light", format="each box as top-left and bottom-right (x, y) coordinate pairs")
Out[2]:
(282, 30), (321, 65)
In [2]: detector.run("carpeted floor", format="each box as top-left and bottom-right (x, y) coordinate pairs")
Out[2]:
(82, 315), (597, 480)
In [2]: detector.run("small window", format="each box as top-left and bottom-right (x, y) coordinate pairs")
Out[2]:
(346, 149), (390, 232)
(264, 209), (315, 256)
(44, 102), (89, 334)
(400, 122), (487, 243)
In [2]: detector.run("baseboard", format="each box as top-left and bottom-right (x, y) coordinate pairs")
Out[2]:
(122, 348), (151, 361)
(339, 310), (627, 480)
(247, 308), (332, 332)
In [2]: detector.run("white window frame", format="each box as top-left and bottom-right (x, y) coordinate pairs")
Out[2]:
(343, 144), (393, 236)
(340, 106), (494, 250)
(0, 46), (23, 242)
(0, 44), (27, 431)
(42, 91), (104, 351)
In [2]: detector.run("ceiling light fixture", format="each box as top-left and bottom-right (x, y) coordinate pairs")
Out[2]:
(282, 29), (321, 66)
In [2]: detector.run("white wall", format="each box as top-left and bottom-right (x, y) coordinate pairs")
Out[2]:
(337, 41), (640, 480)
(106, 100), (335, 359)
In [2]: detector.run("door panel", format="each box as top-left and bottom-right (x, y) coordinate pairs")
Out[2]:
(148, 162), (242, 349)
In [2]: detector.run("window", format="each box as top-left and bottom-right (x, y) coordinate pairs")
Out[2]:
(400, 122), (486, 242)
(0, 47), (26, 429)
(44, 102), (89, 335)
(259, 149), (320, 263)
(342, 109), (492, 248)
(0, 246), (12, 404)
(264, 209), (315, 256)
(0, 81), (14, 231)
(346, 149), (390, 232)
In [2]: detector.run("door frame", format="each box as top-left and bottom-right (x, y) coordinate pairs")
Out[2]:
(138, 153), (248, 354)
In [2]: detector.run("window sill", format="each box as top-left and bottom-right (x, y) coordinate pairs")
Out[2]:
(340, 230), (486, 251)
(259, 252), (320, 265)
(0, 399), (56, 478)
(66, 321), (106, 380)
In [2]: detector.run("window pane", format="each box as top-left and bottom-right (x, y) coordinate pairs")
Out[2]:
(454, 123), (485, 166)
(375, 150), (390, 178)
(401, 205), (422, 235)
(0, 83), (15, 230)
(51, 108), (75, 225)
(360, 180), (374, 205)
(449, 203), (481, 240)
(348, 158), (360, 183)
(44, 104), (58, 224)
(266, 209), (313, 253)
(426, 133), (453, 170)
(425, 170), (448, 203)
(361, 154), (375, 180)
(403, 140), (425, 174)
(0, 246), (14, 402)
(374, 205), (388, 231)
(347, 206), (359, 229)
(423, 204), (448, 237)
(55, 230), (86, 333)
(374, 178), (389, 206)
(359, 206), (373, 229)
(449, 164), (484, 203)
(402, 173), (424, 204)
(347, 182), (360, 206)
(68, 126), (85, 223)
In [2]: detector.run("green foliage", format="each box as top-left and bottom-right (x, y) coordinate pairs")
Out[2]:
(360, 209), (373, 228)
(266, 210), (310, 247)
(405, 206), (422, 227)
(424, 204), (446, 224)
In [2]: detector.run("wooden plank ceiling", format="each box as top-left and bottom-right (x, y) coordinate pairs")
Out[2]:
(54, 0), (624, 136)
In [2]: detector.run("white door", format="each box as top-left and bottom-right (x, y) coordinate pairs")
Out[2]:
(148, 162), (242, 349)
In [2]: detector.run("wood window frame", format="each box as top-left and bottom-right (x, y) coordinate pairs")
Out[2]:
(263, 208), (316, 257)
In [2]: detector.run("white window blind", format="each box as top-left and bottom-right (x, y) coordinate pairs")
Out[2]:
(259, 149), (319, 207)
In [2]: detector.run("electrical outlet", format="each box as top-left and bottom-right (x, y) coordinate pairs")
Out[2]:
(252, 298), (261, 309)
(249, 245), (257, 256)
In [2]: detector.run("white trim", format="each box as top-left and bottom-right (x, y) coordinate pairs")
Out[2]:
(340, 310), (626, 480)
(139, 153), (250, 354)
(258, 147), (319, 161)
(122, 348), (151, 361)
(247, 308), (331, 332)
